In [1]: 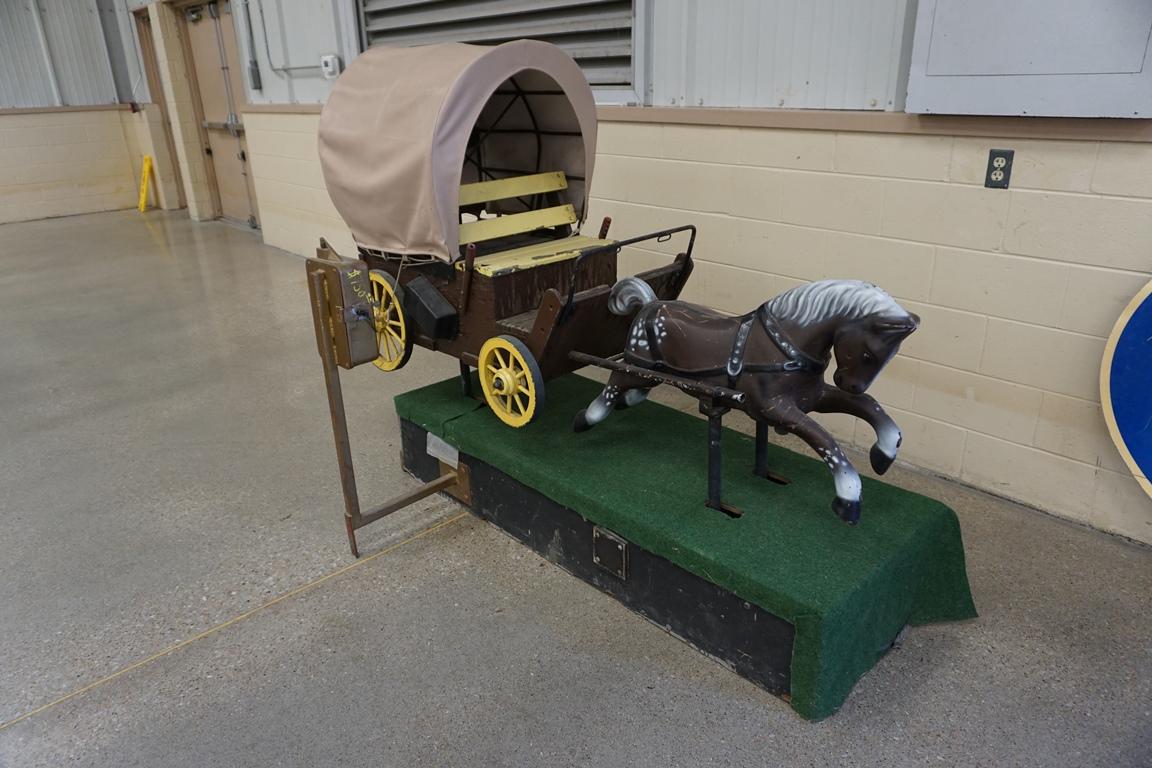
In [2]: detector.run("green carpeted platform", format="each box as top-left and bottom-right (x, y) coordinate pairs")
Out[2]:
(395, 374), (977, 719)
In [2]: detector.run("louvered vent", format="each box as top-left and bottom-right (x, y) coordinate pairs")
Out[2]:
(359, 0), (633, 87)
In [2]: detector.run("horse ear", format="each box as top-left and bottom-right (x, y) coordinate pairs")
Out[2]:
(872, 314), (919, 337)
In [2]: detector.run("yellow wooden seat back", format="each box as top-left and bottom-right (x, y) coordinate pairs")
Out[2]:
(458, 171), (574, 245)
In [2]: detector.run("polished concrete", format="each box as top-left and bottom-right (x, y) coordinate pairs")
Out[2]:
(0, 210), (1149, 767)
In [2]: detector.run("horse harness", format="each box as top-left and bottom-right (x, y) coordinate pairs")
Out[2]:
(629, 306), (825, 388)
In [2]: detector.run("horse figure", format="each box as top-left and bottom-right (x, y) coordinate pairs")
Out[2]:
(574, 278), (919, 524)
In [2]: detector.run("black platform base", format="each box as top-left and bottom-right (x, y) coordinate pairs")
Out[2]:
(401, 418), (797, 699)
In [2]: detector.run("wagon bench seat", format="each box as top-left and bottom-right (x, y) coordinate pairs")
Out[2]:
(457, 234), (614, 277)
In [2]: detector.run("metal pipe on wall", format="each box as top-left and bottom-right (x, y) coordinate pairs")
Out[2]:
(239, 0), (263, 90)
(28, 0), (63, 106)
(90, 0), (122, 103)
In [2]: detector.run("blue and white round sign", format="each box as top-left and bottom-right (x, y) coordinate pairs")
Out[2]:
(1101, 280), (1152, 501)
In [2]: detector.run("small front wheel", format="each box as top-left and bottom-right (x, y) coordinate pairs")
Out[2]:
(478, 335), (545, 428)
(369, 270), (413, 372)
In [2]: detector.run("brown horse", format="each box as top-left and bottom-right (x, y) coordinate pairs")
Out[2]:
(574, 279), (919, 524)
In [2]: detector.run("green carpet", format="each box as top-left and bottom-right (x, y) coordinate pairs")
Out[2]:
(395, 374), (977, 720)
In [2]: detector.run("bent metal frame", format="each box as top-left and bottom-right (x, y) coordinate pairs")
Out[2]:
(306, 246), (471, 558)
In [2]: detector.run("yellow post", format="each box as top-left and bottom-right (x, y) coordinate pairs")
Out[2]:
(137, 155), (153, 212)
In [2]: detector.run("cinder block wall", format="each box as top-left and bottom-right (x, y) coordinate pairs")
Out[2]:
(0, 109), (138, 224)
(120, 105), (182, 212)
(242, 111), (1152, 544)
(243, 113), (355, 256)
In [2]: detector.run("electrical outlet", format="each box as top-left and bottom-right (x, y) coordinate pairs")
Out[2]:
(985, 149), (1014, 189)
(320, 54), (342, 80)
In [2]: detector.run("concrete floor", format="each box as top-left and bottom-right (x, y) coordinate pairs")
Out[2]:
(0, 210), (1149, 767)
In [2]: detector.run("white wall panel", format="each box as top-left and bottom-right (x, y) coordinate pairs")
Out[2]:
(647, 0), (915, 110)
(235, 0), (359, 105)
(906, 0), (1152, 117)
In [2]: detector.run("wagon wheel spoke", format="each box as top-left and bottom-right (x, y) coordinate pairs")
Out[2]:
(513, 393), (526, 413)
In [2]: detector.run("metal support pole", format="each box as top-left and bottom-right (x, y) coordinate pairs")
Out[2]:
(309, 271), (362, 557)
(753, 420), (790, 486)
(754, 420), (768, 478)
(707, 409), (724, 508)
(700, 398), (739, 516)
(459, 360), (473, 398)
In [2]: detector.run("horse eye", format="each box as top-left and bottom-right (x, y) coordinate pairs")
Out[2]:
(863, 352), (874, 363)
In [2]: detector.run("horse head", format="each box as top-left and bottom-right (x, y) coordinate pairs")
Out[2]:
(831, 312), (919, 395)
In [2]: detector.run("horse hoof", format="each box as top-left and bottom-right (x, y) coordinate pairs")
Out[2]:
(870, 444), (895, 475)
(832, 497), (861, 525)
(573, 410), (593, 433)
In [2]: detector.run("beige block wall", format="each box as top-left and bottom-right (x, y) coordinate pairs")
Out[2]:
(119, 105), (182, 211)
(243, 112), (355, 256)
(241, 111), (1152, 545)
(0, 109), (138, 225)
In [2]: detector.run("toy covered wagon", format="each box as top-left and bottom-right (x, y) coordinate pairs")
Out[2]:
(313, 39), (696, 427)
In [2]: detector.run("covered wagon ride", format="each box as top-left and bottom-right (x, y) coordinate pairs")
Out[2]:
(303, 40), (695, 555)
(314, 40), (695, 428)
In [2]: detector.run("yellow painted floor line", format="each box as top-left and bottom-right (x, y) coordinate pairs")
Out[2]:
(0, 511), (470, 733)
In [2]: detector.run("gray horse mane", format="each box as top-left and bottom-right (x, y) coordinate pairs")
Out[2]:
(764, 279), (909, 326)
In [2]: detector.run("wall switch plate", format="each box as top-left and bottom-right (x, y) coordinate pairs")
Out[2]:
(320, 54), (342, 80)
(985, 149), (1014, 189)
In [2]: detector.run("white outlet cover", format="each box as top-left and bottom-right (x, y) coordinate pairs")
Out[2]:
(320, 54), (342, 80)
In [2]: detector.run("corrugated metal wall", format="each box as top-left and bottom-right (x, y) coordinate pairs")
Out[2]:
(0, 2), (59, 108)
(360, 0), (633, 87)
(648, 0), (916, 110)
(0, 0), (118, 108)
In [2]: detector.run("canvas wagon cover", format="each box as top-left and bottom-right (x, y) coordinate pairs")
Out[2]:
(318, 40), (598, 261)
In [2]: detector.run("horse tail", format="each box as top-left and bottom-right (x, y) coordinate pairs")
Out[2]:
(608, 277), (657, 316)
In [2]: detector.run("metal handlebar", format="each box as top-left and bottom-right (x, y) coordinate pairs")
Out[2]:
(557, 224), (697, 324)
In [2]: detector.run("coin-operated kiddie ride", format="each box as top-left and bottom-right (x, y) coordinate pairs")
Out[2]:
(305, 40), (975, 720)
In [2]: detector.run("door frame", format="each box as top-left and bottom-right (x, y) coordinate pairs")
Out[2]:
(172, 0), (225, 219)
(133, 6), (186, 209)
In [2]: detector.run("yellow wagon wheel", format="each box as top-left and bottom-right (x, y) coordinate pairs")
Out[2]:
(478, 335), (545, 428)
(369, 270), (413, 372)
